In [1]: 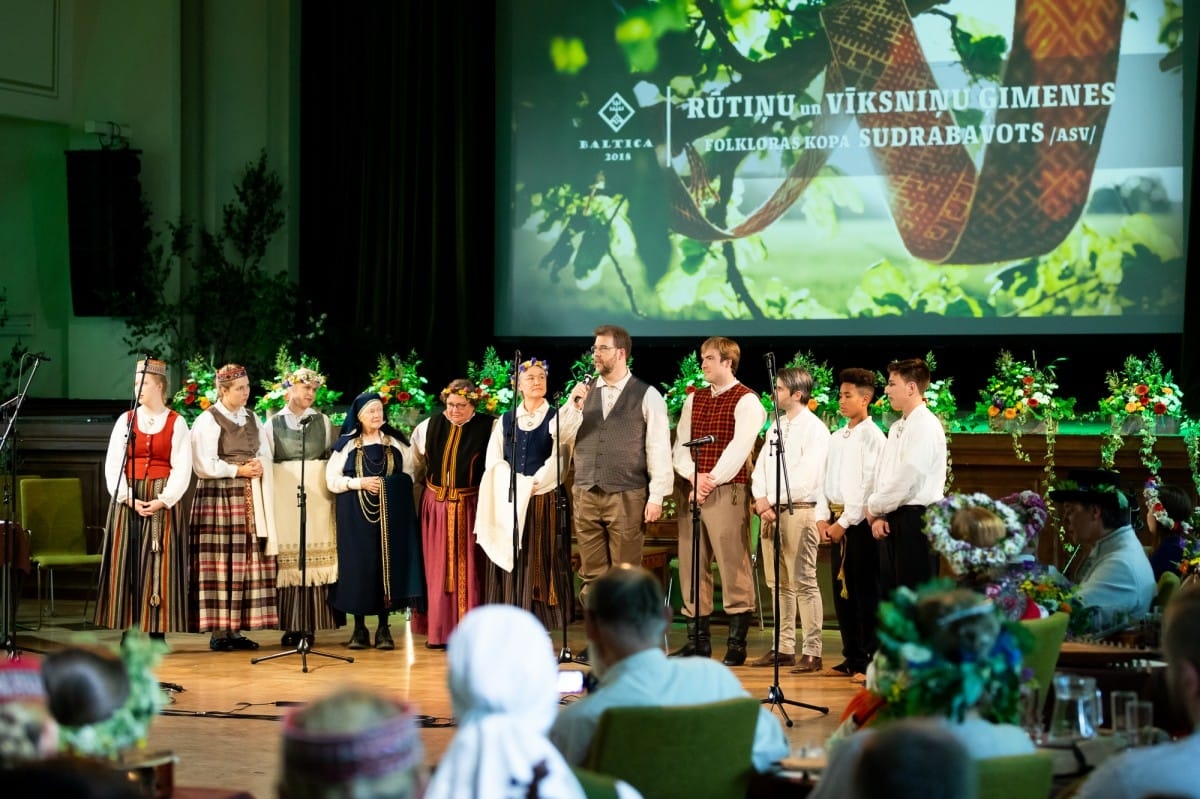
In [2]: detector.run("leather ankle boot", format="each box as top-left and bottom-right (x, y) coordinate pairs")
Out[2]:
(722, 612), (752, 666)
(670, 615), (712, 657)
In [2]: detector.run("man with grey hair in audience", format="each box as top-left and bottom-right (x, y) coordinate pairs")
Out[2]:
(548, 564), (788, 772)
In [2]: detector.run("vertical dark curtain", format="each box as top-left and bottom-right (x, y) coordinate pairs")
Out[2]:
(299, 3), (495, 390)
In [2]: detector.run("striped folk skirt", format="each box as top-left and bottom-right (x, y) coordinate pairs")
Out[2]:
(95, 477), (188, 633)
(189, 477), (278, 633)
(483, 491), (572, 631)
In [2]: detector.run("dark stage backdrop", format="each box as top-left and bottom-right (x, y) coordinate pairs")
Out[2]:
(299, 3), (1198, 412)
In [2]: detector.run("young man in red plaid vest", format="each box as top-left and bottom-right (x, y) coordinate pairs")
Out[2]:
(671, 336), (765, 665)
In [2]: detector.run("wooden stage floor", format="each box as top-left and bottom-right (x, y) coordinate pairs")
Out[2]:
(12, 602), (859, 798)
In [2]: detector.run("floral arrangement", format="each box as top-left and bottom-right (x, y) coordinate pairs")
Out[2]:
(923, 491), (1046, 576)
(662, 352), (707, 429)
(1098, 352), (1184, 474)
(1015, 569), (1084, 620)
(870, 579), (1031, 724)
(170, 355), (218, 423)
(255, 346), (342, 416)
(975, 351), (1074, 433)
(367, 351), (435, 433)
(57, 634), (166, 759)
(466, 346), (515, 415)
(1180, 537), (1200, 579)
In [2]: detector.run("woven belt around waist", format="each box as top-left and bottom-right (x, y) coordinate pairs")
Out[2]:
(425, 480), (479, 503)
(828, 503), (845, 516)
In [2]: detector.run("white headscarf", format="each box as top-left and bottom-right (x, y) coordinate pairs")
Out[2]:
(424, 605), (585, 799)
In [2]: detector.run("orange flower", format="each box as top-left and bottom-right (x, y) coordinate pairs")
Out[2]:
(1004, 407), (1017, 420)
(988, 406), (1000, 418)
(198, 396), (211, 410)
(1163, 386), (1174, 395)
(808, 398), (819, 411)
(1135, 384), (1149, 396)
(1125, 401), (1140, 413)
(1022, 376), (1035, 385)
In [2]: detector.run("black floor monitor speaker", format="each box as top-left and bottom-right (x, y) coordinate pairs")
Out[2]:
(64, 149), (147, 317)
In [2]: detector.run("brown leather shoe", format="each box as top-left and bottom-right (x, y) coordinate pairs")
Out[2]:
(749, 650), (796, 668)
(789, 654), (823, 673)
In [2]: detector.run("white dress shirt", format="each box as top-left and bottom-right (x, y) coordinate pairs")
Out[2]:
(190, 401), (267, 479)
(823, 420), (887, 529)
(751, 406), (829, 506)
(672, 382), (767, 486)
(104, 408), (192, 507)
(484, 400), (567, 496)
(867, 403), (946, 517)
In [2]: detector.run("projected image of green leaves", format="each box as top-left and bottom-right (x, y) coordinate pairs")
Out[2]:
(505, 0), (1185, 329)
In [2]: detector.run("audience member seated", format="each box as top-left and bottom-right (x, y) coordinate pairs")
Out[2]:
(925, 490), (1050, 620)
(279, 688), (426, 799)
(1050, 469), (1155, 630)
(548, 564), (788, 773)
(427, 603), (641, 799)
(812, 582), (1033, 798)
(0, 657), (56, 769)
(1074, 580), (1200, 799)
(1143, 479), (1194, 581)
(850, 718), (977, 799)
(39, 636), (165, 760)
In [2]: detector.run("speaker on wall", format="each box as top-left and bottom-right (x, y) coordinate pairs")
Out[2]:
(64, 149), (147, 317)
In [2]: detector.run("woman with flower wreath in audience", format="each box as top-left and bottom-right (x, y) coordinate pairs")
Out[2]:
(811, 581), (1035, 799)
(189, 363), (278, 651)
(1143, 477), (1195, 581)
(326, 392), (425, 650)
(475, 357), (575, 630)
(924, 490), (1054, 621)
(409, 380), (495, 648)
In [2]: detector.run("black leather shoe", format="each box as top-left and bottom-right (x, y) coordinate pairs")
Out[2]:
(229, 635), (260, 651)
(375, 626), (395, 650)
(209, 636), (234, 652)
(347, 627), (371, 650)
(424, 641), (447, 650)
(281, 631), (301, 647)
(831, 660), (852, 675)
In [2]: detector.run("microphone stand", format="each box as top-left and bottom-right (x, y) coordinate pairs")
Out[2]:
(1, 355), (47, 656)
(760, 353), (827, 725)
(553, 390), (572, 663)
(509, 351), (524, 604)
(254, 413), (353, 671)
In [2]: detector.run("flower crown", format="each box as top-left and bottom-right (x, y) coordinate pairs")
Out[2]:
(57, 634), (166, 759)
(285, 366), (325, 389)
(924, 491), (1047, 575)
(440, 383), (486, 403)
(1049, 478), (1130, 510)
(871, 580), (1030, 724)
(1144, 477), (1193, 535)
(519, 357), (549, 374)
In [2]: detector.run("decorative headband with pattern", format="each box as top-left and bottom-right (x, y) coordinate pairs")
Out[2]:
(136, 359), (168, 377)
(282, 700), (422, 781)
(216, 365), (248, 383)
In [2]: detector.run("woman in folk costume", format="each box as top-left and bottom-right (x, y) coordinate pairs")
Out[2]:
(97, 358), (191, 638)
(410, 379), (494, 648)
(476, 357), (575, 630)
(188, 363), (278, 651)
(425, 604), (641, 799)
(326, 392), (425, 650)
(262, 366), (342, 647)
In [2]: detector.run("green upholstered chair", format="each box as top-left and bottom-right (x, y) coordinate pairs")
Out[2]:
(571, 766), (622, 799)
(582, 697), (760, 799)
(975, 752), (1055, 799)
(19, 477), (103, 627)
(1154, 571), (1180, 609)
(1019, 612), (1070, 706)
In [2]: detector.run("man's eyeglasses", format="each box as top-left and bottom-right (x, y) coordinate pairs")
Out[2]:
(590, 345), (617, 354)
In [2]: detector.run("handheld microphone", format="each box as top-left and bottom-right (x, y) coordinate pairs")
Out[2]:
(682, 434), (715, 448)
(298, 416), (316, 426)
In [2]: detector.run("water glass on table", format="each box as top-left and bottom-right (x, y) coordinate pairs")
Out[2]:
(1109, 690), (1138, 735)
(1125, 700), (1155, 746)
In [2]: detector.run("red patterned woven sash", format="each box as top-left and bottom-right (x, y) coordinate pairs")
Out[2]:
(669, 0), (1125, 264)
